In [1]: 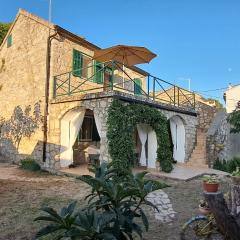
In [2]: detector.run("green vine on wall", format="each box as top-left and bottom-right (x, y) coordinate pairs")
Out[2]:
(107, 99), (173, 173)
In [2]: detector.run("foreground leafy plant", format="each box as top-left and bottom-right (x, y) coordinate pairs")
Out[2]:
(35, 162), (169, 239)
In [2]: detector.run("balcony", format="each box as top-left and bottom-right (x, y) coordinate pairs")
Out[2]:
(53, 61), (196, 111)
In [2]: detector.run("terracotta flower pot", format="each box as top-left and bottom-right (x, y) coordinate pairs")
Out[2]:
(203, 182), (219, 192)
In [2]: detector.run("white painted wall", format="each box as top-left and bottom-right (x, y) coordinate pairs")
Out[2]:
(225, 85), (240, 113)
(170, 116), (185, 163)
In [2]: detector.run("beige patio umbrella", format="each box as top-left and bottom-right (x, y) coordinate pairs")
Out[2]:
(93, 45), (157, 66)
(93, 45), (156, 87)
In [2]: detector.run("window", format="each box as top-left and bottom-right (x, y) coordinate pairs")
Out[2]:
(72, 49), (83, 77)
(94, 61), (103, 84)
(134, 78), (142, 95)
(7, 35), (12, 48)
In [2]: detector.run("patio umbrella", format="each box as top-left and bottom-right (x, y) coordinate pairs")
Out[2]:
(93, 45), (156, 66)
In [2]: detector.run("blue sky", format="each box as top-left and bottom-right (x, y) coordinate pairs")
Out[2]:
(1, 0), (240, 103)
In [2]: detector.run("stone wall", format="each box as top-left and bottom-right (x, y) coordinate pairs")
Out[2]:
(206, 111), (230, 166)
(207, 110), (240, 167)
(45, 93), (113, 170)
(195, 101), (217, 130)
(0, 10), (55, 163)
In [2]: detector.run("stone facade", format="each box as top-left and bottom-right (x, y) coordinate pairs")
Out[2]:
(45, 93), (113, 170)
(0, 10), (55, 163)
(45, 91), (198, 170)
(0, 9), (198, 171)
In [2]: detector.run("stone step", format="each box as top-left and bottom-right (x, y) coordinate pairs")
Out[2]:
(191, 150), (206, 155)
(187, 163), (208, 168)
(193, 146), (206, 151)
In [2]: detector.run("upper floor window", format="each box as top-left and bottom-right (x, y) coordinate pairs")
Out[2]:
(134, 78), (142, 95)
(72, 49), (106, 84)
(7, 35), (12, 48)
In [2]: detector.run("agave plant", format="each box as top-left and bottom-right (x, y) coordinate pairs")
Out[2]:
(35, 162), (169, 239)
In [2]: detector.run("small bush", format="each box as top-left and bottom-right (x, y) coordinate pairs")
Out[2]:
(20, 158), (41, 171)
(213, 157), (240, 173)
(213, 159), (227, 172)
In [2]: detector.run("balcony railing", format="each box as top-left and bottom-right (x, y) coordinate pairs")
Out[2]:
(53, 61), (195, 110)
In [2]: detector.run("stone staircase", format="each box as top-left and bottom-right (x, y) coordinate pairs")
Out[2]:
(187, 128), (208, 168)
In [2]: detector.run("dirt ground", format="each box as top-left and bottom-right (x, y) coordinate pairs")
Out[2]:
(0, 164), (230, 240)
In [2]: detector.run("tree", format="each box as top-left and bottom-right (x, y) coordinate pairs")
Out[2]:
(0, 22), (11, 44)
(227, 110), (240, 133)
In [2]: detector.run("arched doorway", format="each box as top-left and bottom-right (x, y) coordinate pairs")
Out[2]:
(60, 108), (101, 168)
(169, 115), (185, 163)
(135, 124), (158, 169)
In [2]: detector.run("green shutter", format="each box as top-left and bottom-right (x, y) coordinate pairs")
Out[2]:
(134, 78), (142, 95)
(72, 49), (83, 77)
(94, 61), (103, 84)
(7, 35), (12, 48)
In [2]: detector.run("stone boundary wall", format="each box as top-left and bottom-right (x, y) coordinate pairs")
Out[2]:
(207, 111), (230, 167)
(195, 101), (217, 131)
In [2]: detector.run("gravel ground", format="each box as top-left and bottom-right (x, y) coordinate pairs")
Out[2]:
(0, 164), (230, 240)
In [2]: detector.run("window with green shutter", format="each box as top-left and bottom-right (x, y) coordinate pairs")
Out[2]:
(94, 61), (103, 84)
(134, 78), (142, 95)
(7, 35), (12, 48)
(72, 49), (83, 77)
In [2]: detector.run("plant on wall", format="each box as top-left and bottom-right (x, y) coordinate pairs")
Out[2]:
(227, 110), (240, 133)
(107, 99), (173, 173)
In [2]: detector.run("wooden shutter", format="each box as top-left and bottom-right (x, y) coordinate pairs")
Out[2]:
(72, 49), (82, 77)
(134, 78), (142, 95)
(94, 61), (103, 83)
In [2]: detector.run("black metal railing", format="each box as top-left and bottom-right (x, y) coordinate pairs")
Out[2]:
(53, 60), (195, 110)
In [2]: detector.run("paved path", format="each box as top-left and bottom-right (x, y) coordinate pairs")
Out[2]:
(147, 164), (229, 181)
(147, 190), (176, 223)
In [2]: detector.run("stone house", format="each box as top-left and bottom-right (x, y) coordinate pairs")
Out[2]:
(0, 9), (202, 171)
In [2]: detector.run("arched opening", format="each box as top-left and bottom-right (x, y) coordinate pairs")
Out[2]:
(169, 115), (185, 163)
(60, 108), (100, 168)
(134, 124), (158, 169)
(73, 109), (100, 166)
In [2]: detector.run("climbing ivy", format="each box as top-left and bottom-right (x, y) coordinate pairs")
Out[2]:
(107, 99), (173, 173)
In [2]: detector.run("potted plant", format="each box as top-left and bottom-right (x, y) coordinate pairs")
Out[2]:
(202, 175), (219, 192)
(231, 167), (240, 185)
(199, 199), (211, 215)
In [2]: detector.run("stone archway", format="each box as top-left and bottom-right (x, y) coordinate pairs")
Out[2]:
(59, 107), (86, 167)
(169, 115), (186, 163)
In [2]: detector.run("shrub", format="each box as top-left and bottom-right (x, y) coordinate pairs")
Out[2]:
(34, 162), (169, 239)
(19, 158), (41, 171)
(213, 159), (227, 172)
(213, 157), (240, 173)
